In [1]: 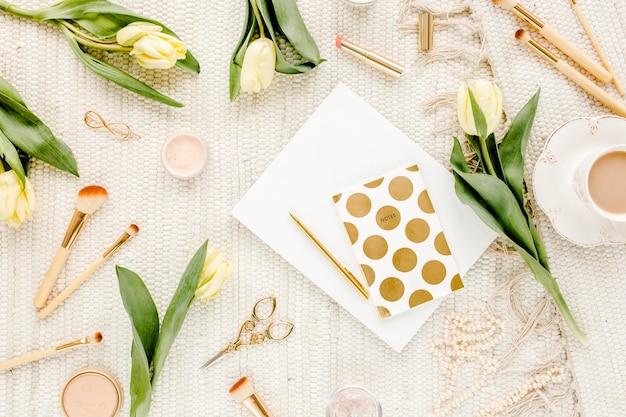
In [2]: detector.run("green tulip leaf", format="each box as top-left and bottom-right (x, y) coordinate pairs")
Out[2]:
(498, 89), (540, 206)
(256, 0), (317, 74)
(116, 265), (160, 417)
(61, 25), (184, 107)
(230, 62), (243, 102)
(151, 241), (207, 387)
(129, 344), (153, 417)
(0, 76), (26, 105)
(0, 90), (78, 176)
(453, 170), (587, 345)
(116, 265), (160, 363)
(230, 0), (257, 101)
(0, 129), (26, 185)
(527, 213), (549, 270)
(485, 132), (504, 180)
(450, 138), (537, 258)
(272, 0), (321, 65)
(467, 88), (488, 139)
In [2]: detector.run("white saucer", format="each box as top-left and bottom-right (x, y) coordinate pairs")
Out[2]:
(533, 115), (626, 247)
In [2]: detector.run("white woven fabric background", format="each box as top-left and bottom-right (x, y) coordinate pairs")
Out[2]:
(0, 0), (623, 415)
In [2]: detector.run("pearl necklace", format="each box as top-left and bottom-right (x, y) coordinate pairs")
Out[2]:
(431, 303), (504, 417)
(475, 365), (565, 416)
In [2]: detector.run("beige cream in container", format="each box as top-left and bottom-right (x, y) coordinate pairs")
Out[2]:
(61, 368), (122, 417)
(161, 133), (208, 179)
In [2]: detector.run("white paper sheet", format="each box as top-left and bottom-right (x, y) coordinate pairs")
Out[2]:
(232, 83), (496, 352)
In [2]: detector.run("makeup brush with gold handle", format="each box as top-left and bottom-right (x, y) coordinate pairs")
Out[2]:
(0, 332), (102, 372)
(494, 0), (611, 84)
(569, 0), (623, 95)
(38, 224), (139, 320)
(33, 185), (108, 309)
(515, 29), (626, 117)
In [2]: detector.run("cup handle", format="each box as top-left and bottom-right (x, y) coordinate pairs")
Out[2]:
(610, 221), (626, 237)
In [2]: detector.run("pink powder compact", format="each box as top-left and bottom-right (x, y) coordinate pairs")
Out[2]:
(161, 133), (208, 179)
(61, 368), (122, 417)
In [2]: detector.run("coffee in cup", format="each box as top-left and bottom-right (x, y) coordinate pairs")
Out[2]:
(574, 144), (626, 235)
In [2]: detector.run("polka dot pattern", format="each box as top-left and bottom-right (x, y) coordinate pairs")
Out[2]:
(434, 232), (451, 255)
(365, 177), (384, 188)
(389, 176), (413, 201)
(422, 260), (447, 285)
(363, 235), (388, 260)
(333, 164), (462, 319)
(418, 190), (435, 214)
(380, 277), (404, 301)
(346, 192), (371, 217)
(344, 222), (359, 244)
(409, 290), (434, 308)
(376, 205), (401, 230)
(392, 248), (417, 272)
(406, 218), (430, 243)
(360, 264), (376, 286)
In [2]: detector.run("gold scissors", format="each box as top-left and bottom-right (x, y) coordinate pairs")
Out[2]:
(200, 296), (294, 370)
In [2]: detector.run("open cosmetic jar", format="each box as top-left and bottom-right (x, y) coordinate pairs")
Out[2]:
(161, 133), (208, 179)
(325, 385), (382, 417)
(61, 368), (122, 417)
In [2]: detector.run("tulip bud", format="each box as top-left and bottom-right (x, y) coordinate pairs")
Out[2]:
(240, 38), (276, 94)
(0, 170), (36, 228)
(195, 247), (232, 301)
(127, 32), (187, 69)
(116, 22), (163, 46)
(457, 80), (503, 136)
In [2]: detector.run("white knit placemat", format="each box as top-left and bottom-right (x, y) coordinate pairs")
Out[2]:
(0, 0), (623, 415)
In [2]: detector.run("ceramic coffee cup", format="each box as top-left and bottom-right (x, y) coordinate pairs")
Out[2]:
(573, 143), (626, 235)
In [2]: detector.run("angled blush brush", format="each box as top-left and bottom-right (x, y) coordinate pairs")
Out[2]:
(33, 185), (108, 308)
(0, 332), (103, 372)
(494, 0), (611, 83)
(229, 376), (276, 417)
(39, 224), (139, 319)
(515, 29), (626, 117)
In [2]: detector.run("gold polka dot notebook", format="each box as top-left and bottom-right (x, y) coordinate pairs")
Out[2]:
(332, 164), (463, 319)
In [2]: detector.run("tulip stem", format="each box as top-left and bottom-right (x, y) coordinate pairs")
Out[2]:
(478, 135), (496, 176)
(57, 21), (131, 52)
(249, 0), (265, 38)
(58, 20), (117, 45)
(73, 36), (132, 52)
(0, 2), (35, 19)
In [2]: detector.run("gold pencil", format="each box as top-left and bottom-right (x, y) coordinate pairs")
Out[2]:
(289, 213), (370, 300)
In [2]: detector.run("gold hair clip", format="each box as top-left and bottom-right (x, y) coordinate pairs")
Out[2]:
(84, 110), (141, 140)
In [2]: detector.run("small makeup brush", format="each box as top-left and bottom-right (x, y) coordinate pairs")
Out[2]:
(493, 0), (611, 83)
(34, 185), (108, 309)
(38, 224), (139, 320)
(0, 332), (103, 372)
(229, 376), (276, 417)
(569, 0), (623, 95)
(515, 29), (626, 117)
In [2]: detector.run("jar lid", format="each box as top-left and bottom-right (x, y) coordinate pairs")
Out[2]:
(161, 133), (208, 179)
(61, 368), (122, 417)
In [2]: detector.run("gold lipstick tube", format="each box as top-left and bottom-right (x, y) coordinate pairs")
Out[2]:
(338, 37), (404, 78)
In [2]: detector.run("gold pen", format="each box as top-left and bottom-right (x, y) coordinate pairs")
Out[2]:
(289, 213), (370, 300)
